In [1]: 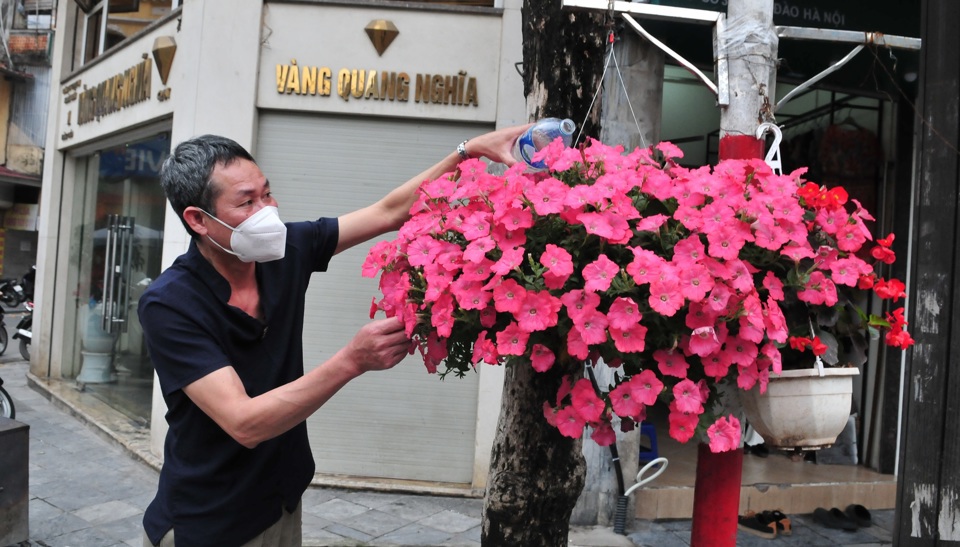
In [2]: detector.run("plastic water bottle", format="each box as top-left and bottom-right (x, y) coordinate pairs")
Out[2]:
(512, 118), (576, 172)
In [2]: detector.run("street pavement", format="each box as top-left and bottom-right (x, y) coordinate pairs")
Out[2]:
(1, 347), (896, 546)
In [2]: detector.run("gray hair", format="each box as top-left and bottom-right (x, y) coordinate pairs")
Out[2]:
(160, 134), (256, 238)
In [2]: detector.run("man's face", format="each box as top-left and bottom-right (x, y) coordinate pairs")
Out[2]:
(207, 158), (278, 230)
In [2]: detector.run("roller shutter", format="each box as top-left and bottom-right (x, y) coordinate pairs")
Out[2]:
(256, 112), (492, 484)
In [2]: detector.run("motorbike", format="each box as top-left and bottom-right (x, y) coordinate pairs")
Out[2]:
(12, 301), (32, 361)
(0, 277), (24, 308)
(0, 373), (13, 419)
(0, 266), (34, 309)
(0, 306), (7, 356)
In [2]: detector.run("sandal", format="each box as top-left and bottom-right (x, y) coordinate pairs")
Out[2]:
(760, 509), (792, 536)
(738, 513), (777, 539)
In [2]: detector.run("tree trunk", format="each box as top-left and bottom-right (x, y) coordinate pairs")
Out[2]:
(519, 0), (607, 140)
(478, 3), (607, 544)
(482, 358), (586, 546)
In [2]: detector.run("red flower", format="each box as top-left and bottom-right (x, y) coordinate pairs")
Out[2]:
(871, 245), (896, 265)
(810, 336), (828, 356)
(875, 278), (907, 301)
(877, 233), (895, 247)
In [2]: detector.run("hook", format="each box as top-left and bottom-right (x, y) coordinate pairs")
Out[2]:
(756, 122), (783, 176)
(623, 456), (669, 497)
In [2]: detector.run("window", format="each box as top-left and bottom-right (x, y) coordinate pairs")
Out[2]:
(14, 1), (56, 30)
(73, 0), (180, 67)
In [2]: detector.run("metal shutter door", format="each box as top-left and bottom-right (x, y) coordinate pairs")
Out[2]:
(256, 112), (491, 483)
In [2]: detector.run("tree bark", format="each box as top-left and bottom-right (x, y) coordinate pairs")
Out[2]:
(519, 0), (607, 140)
(478, 3), (607, 544)
(482, 358), (586, 546)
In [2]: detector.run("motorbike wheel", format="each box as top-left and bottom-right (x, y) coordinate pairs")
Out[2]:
(0, 325), (7, 355)
(0, 385), (14, 419)
(19, 338), (29, 361)
(0, 287), (19, 308)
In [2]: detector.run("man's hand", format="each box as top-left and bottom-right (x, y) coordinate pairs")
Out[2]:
(459, 123), (533, 166)
(344, 317), (413, 375)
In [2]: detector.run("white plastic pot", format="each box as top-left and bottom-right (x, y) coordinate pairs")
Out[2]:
(740, 367), (859, 450)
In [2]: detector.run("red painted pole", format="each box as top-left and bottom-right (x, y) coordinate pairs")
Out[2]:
(688, 134), (760, 547)
(690, 443), (744, 545)
(690, 0), (775, 543)
(717, 134), (765, 161)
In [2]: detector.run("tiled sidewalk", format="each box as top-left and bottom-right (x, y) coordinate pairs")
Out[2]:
(1, 358), (894, 546)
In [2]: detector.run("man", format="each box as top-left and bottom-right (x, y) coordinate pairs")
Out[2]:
(139, 126), (526, 546)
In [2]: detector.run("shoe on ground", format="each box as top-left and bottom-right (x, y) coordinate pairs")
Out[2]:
(845, 504), (872, 527)
(758, 509), (791, 536)
(738, 513), (777, 539)
(813, 507), (858, 531)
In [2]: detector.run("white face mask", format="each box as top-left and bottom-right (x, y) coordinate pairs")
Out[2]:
(201, 205), (287, 263)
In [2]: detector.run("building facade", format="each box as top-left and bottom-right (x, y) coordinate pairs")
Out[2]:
(33, 0), (919, 518)
(35, 0), (523, 494)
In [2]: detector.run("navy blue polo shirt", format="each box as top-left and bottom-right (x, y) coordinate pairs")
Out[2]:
(139, 218), (339, 547)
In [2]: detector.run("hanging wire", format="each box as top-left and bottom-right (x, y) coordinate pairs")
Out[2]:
(577, 30), (649, 149)
(611, 41), (649, 149)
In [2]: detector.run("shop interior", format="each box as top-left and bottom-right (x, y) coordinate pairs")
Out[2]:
(633, 11), (918, 512)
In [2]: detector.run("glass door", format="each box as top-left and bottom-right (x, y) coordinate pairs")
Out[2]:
(69, 132), (169, 424)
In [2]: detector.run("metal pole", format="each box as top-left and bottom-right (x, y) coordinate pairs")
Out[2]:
(690, 1), (776, 546)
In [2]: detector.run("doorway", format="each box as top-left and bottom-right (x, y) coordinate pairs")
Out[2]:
(67, 132), (168, 424)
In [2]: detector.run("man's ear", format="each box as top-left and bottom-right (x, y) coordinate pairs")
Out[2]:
(183, 206), (208, 236)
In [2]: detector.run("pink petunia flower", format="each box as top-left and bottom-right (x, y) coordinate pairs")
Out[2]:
(555, 405), (586, 438)
(707, 415), (741, 452)
(649, 279), (684, 316)
(583, 254), (619, 292)
(668, 409), (700, 443)
(678, 264), (714, 302)
(517, 291), (562, 332)
(762, 271), (784, 300)
(491, 246), (525, 276)
(472, 331), (499, 365)
(526, 177), (569, 216)
(530, 343), (556, 372)
(688, 326), (721, 357)
(672, 379), (704, 414)
(574, 310), (609, 345)
(701, 350), (733, 381)
(566, 327), (590, 360)
(571, 379), (605, 423)
(626, 247), (665, 285)
(607, 297), (642, 330)
(630, 370), (664, 406)
(407, 235), (443, 267)
(541, 244), (574, 277)
(610, 323), (648, 353)
(590, 422), (617, 447)
(463, 236), (496, 263)
(492, 278), (527, 314)
(561, 289), (601, 323)
(495, 322), (530, 356)
(654, 349), (690, 379)
(610, 381), (643, 418)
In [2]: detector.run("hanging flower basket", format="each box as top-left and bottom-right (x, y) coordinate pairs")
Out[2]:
(364, 138), (913, 453)
(739, 366), (859, 450)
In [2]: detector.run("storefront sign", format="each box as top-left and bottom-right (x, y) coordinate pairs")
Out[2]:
(3, 204), (39, 231)
(656, 0), (918, 35)
(99, 136), (169, 180)
(77, 57), (153, 125)
(275, 60), (479, 107)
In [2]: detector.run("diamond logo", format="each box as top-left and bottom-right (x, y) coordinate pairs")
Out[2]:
(365, 20), (399, 57)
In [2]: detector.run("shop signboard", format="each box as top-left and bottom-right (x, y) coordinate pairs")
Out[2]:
(653, 0), (919, 36)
